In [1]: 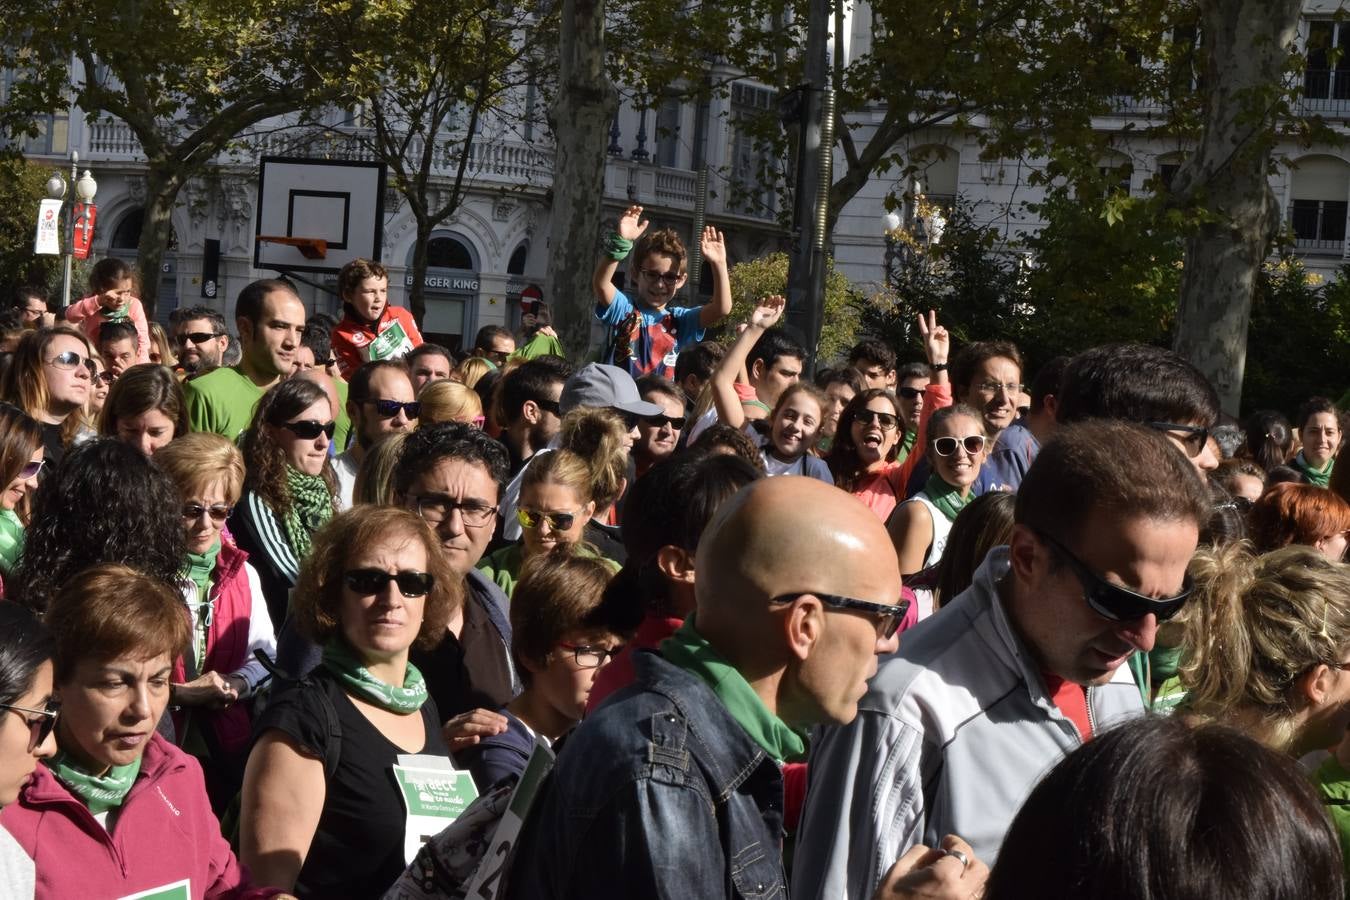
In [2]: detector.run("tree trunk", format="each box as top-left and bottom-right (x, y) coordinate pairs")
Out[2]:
(1172, 0), (1302, 414)
(136, 167), (185, 322)
(409, 207), (431, 334)
(545, 0), (617, 362)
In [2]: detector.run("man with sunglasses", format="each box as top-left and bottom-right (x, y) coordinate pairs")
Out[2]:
(497, 356), (573, 477)
(795, 421), (1210, 898)
(169, 305), (230, 376)
(511, 476), (929, 899)
(334, 360), (419, 508)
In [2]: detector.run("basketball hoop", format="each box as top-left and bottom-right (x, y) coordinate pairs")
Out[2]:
(257, 235), (328, 260)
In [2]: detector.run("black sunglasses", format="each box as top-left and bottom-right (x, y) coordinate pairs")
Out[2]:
(639, 268), (683, 285)
(932, 435), (986, 457)
(770, 592), (910, 639)
(1, 699), (59, 753)
(281, 419), (336, 440)
(174, 331), (222, 347)
(1145, 421), (1210, 459)
(344, 568), (436, 598)
(897, 386), (923, 400)
(642, 413), (687, 430)
(1039, 531), (1193, 623)
(855, 409), (899, 430)
(366, 399), (421, 419)
(535, 398), (562, 416)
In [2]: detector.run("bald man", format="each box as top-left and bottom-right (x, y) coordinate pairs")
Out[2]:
(507, 477), (911, 899)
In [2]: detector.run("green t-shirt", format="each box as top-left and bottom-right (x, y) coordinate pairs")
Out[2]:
(334, 377), (352, 453)
(0, 507), (24, 575)
(1314, 755), (1350, 877)
(184, 366), (267, 440)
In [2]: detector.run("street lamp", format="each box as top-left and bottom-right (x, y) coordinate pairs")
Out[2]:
(47, 152), (98, 310)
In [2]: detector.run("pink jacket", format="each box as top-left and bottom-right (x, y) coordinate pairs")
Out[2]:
(64, 294), (152, 363)
(171, 540), (256, 757)
(0, 735), (279, 900)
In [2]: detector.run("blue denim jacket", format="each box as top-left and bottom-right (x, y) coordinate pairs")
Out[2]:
(507, 649), (788, 899)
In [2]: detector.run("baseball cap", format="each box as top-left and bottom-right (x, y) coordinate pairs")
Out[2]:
(561, 363), (664, 416)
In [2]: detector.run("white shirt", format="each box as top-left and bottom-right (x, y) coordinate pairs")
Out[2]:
(334, 450), (359, 511)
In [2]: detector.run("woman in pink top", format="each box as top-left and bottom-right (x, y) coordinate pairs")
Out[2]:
(63, 259), (151, 365)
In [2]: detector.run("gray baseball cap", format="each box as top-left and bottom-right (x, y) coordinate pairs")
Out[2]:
(560, 363), (664, 416)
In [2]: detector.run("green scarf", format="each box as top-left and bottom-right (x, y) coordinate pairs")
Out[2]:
(660, 617), (807, 763)
(283, 466), (333, 561)
(47, 750), (141, 814)
(895, 427), (918, 465)
(1295, 451), (1334, 488)
(185, 541), (221, 667)
(321, 638), (428, 714)
(922, 472), (971, 522)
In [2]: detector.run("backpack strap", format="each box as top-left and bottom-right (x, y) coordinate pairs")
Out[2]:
(255, 649), (342, 780)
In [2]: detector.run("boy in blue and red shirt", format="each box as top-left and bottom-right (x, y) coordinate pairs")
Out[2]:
(591, 205), (732, 379)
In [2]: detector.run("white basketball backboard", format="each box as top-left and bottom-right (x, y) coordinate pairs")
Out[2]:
(253, 157), (386, 274)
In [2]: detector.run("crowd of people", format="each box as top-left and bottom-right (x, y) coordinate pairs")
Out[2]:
(1, 211), (1349, 900)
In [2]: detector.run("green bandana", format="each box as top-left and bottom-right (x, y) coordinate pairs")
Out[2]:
(1295, 451), (1334, 488)
(47, 750), (141, 814)
(185, 541), (221, 667)
(923, 472), (971, 523)
(660, 617), (807, 763)
(895, 427), (918, 465)
(322, 638), (428, 714)
(99, 306), (130, 323)
(283, 467), (333, 562)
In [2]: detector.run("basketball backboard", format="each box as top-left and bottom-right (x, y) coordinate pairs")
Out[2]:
(253, 157), (386, 275)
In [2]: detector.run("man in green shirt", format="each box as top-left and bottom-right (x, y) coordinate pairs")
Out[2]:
(184, 279), (306, 439)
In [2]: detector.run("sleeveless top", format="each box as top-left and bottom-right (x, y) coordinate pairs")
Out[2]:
(902, 491), (955, 569)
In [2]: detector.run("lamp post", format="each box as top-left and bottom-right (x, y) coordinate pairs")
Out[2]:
(45, 151), (98, 310)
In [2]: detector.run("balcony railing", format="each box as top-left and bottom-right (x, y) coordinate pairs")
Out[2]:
(1289, 201), (1349, 257)
(1301, 69), (1350, 117)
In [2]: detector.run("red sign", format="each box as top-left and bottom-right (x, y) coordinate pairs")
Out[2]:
(519, 283), (543, 313)
(72, 203), (97, 259)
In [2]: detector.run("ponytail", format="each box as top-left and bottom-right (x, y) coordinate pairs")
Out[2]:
(560, 407), (629, 510)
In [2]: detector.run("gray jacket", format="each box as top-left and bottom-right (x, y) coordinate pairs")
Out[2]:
(792, 547), (1144, 899)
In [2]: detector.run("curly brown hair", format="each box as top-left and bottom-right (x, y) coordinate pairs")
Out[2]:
(289, 506), (460, 650)
(632, 228), (686, 274)
(241, 377), (336, 518)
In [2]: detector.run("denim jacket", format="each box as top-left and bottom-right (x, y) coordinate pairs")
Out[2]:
(507, 649), (788, 899)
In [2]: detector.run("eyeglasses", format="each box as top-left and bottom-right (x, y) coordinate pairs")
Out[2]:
(415, 495), (498, 527)
(182, 503), (232, 523)
(535, 398), (562, 416)
(977, 380), (1025, 396)
(174, 331), (222, 347)
(639, 268), (683, 285)
(17, 459), (44, 480)
(320, 357), (337, 368)
(280, 419), (336, 440)
(365, 399), (421, 420)
(1214, 496), (1254, 514)
(517, 508), (579, 532)
(855, 409), (899, 431)
(1, 699), (59, 753)
(932, 435), (987, 457)
(897, 387), (923, 400)
(642, 413), (687, 430)
(94, 371), (115, 385)
(1038, 531), (1193, 623)
(770, 592), (911, 640)
(480, 349), (510, 365)
(1145, 422), (1210, 459)
(557, 642), (622, 669)
(344, 568), (436, 598)
(45, 350), (90, 371)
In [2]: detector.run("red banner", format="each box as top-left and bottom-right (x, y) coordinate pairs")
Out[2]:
(72, 203), (97, 259)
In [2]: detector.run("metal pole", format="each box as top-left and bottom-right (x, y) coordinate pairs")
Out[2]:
(62, 151), (78, 310)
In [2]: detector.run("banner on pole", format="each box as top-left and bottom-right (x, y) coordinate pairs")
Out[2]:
(73, 203), (97, 259)
(34, 199), (62, 255)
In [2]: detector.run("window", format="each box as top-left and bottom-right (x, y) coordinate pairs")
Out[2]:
(0, 71), (68, 155)
(1305, 21), (1350, 104)
(654, 96), (682, 168)
(727, 84), (777, 219)
(427, 236), (474, 270)
(1291, 199), (1348, 246)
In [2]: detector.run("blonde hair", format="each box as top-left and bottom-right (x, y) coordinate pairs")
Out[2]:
(352, 431), (409, 506)
(522, 449), (592, 504)
(559, 407), (628, 511)
(455, 357), (494, 389)
(1180, 541), (1350, 752)
(153, 432), (245, 503)
(418, 380), (483, 426)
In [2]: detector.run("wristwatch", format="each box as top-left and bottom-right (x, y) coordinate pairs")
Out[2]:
(932, 363), (949, 372)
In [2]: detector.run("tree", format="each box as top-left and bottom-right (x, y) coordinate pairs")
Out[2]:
(545, 0), (618, 360)
(0, 157), (61, 300)
(725, 252), (860, 362)
(1, 0), (374, 317)
(350, 0), (553, 329)
(1170, 0), (1306, 413)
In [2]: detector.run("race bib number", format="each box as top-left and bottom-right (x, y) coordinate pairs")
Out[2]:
(662, 350), (680, 370)
(365, 320), (414, 362)
(464, 736), (556, 900)
(394, 762), (480, 864)
(118, 879), (190, 900)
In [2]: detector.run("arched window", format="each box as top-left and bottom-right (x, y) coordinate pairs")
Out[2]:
(426, 235), (475, 270)
(508, 243), (528, 275)
(110, 209), (178, 251)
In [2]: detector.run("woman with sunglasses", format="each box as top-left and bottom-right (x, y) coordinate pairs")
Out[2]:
(0, 565), (276, 898)
(889, 405), (989, 577)
(232, 377), (338, 627)
(0, 326), (95, 470)
(457, 549), (622, 791)
(478, 450), (620, 598)
(417, 378), (483, 427)
(558, 406), (632, 563)
(827, 389), (920, 522)
(0, 605), (57, 898)
(86, 353), (111, 421)
(154, 433), (277, 810)
(241, 506), (456, 897)
(0, 404), (43, 585)
(97, 363), (188, 456)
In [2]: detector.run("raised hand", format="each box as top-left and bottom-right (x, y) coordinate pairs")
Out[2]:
(700, 226), (727, 267)
(618, 205), (650, 242)
(750, 294), (787, 330)
(917, 309), (949, 367)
